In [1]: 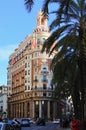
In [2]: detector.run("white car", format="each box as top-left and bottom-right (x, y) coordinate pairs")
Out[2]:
(53, 119), (60, 124)
(0, 122), (15, 130)
(28, 118), (34, 124)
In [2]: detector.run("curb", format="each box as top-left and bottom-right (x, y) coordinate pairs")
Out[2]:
(57, 127), (71, 130)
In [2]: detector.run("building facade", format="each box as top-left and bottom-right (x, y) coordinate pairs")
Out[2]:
(7, 11), (58, 120)
(0, 85), (8, 118)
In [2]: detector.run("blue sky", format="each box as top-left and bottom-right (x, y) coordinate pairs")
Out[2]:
(0, 0), (46, 85)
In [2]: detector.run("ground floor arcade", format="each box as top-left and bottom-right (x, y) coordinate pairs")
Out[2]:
(8, 98), (59, 120)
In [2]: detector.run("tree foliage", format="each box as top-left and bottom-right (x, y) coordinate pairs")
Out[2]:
(41, 0), (86, 121)
(24, 0), (34, 12)
(24, 0), (86, 121)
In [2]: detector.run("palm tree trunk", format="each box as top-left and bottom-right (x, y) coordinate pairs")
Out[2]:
(72, 82), (81, 119)
(78, 22), (86, 121)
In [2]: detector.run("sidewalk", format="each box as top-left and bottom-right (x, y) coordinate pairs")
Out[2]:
(57, 127), (71, 130)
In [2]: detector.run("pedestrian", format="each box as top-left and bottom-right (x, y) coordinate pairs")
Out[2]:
(0, 118), (2, 122)
(70, 116), (82, 130)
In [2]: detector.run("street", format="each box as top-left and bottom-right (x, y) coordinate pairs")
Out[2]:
(21, 122), (71, 130)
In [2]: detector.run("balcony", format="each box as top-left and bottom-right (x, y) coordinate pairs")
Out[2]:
(41, 70), (49, 75)
(31, 87), (54, 91)
(42, 79), (48, 83)
(33, 79), (39, 82)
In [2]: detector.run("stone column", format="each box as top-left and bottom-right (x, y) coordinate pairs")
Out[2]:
(30, 101), (34, 119)
(39, 101), (42, 117)
(24, 102), (27, 118)
(11, 104), (13, 118)
(16, 103), (19, 117)
(21, 103), (23, 118)
(53, 101), (57, 120)
(18, 103), (20, 117)
(14, 104), (16, 117)
(47, 101), (50, 119)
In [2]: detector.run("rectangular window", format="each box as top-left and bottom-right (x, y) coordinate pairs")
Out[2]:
(43, 92), (46, 97)
(25, 71), (27, 75)
(28, 70), (30, 75)
(43, 84), (47, 89)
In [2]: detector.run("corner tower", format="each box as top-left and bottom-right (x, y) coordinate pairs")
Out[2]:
(34, 10), (49, 33)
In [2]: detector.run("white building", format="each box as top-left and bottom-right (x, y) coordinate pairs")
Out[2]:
(0, 85), (8, 118)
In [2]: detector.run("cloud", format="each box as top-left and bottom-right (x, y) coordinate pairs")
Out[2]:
(0, 44), (18, 61)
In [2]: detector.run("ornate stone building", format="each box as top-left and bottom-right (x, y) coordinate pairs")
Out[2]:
(7, 11), (58, 120)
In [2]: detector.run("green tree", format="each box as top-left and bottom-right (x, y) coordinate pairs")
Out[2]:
(24, 0), (34, 12)
(42, 0), (86, 121)
(24, 0), (86, 121)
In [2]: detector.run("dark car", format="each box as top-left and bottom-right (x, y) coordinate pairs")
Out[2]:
(36, 118), (45, 126)
(21, 118), (30, 127)
(0, 122), (15, 130)
(7, 119), (21, 130)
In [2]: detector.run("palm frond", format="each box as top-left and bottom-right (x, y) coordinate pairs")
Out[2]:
(24, 0), (34, 12)
(42, 24), (72, 54)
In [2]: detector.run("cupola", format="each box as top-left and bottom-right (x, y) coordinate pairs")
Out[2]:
(33, 10), (49, 33)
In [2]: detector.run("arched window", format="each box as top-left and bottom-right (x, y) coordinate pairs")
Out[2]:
(42, 38), (46, 43)
(37, 39), (41, 44)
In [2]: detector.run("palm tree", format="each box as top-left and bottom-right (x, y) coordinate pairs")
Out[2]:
(24, 0), (34, 12)
(41, 0), (86, 121)
(24, 0), (86, 121)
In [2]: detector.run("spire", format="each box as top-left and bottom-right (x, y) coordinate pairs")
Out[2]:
(33, 10), (49, 33)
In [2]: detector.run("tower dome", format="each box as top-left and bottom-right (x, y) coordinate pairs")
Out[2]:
(34, 10), (49, 33)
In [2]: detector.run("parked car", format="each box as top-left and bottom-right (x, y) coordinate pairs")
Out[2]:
(53, 119), (60, 124)
(21, 118), (30, 127)
(13, 118), (21, 124)
(36, 118), (45, 126)
(27, 118), (34, 124)
(0, 122), (15, 130)
(7, 119), (21, 130)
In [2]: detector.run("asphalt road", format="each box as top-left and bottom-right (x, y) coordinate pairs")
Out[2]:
(21, 122), (71, 130)
(21, 122), (60, 130)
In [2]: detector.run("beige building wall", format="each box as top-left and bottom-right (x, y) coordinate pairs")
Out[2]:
(7, 10), (58, 120)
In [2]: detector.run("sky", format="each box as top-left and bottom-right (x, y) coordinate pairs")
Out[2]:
(0, 0), (47, 85)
